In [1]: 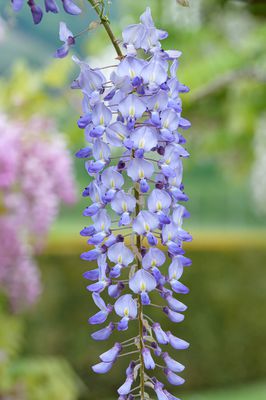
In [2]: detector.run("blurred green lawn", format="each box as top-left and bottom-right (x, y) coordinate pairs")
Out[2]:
(185, 382), (266, 400)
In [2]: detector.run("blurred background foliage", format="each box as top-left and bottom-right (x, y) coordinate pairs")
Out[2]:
(0, 0), (266, 399)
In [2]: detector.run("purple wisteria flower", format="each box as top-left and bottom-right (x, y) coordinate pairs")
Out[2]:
(11, 0), (81, 24)
(74, 7), (192, 399)
(10, 2), (192, 399)
(54, 22), (75, 58)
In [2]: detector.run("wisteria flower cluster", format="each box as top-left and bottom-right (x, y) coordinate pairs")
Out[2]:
(0, 113), (76, 312)
(11, 0), (81, 24)
(74, 8), (192, 400)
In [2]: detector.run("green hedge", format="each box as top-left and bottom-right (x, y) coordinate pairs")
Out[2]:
(23, 248), (266, 399)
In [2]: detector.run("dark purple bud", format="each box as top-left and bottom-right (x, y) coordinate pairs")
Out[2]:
(157, 146), (165, 156)
(126, 361), (136, 376)
(44, 0), (59, 13)
(67, 36), (75, 45)
(75, 147), (92, 158)
(80, 226), (95, 236)
(155, 181), (164, 190)
(82, 187), (90, 197)
(135, 148), (144, 158)
(83, 203), (100, 216)
(140, 247), (147, 257)
(160, 82), (169, 91)
(28, 0), (43, 24)
(178, 133), (186, 144)
(116, 234), (124, 242)
(158, 213), (171, 225)
(132, 76), (142, 87)
(104, 88), (116, 101)
(117, 160), (126, 170)
(151, 341), (162, 356)
(77, 114), (92, 129)
(147, 232), (157, 246)
(127, 117), (135, 130)
(101, 244), (108, 253)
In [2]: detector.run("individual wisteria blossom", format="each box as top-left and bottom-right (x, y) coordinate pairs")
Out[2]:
(11, 0), (81, 24)
(73, 7), (192, 400)
(54, 21), (75, 58)
(0, 113), (76, 312)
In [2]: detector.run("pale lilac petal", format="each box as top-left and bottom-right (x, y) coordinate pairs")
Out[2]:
(91, 323), (115, 341)
(100, 343), (122, 362)
(114, 294), (137, 319)
(92, 361), (113, 374)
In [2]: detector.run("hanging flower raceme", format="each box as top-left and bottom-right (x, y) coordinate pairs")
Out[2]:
(75, 7), (192, 400)
(0, 113), (76, 312)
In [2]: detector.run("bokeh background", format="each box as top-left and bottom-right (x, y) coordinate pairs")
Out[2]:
(0, 0), (266, 399)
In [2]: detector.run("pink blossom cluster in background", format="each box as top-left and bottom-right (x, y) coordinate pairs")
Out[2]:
(0, 113), (76, 312)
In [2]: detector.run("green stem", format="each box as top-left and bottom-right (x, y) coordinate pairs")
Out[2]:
(87, 0), (123, 58)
